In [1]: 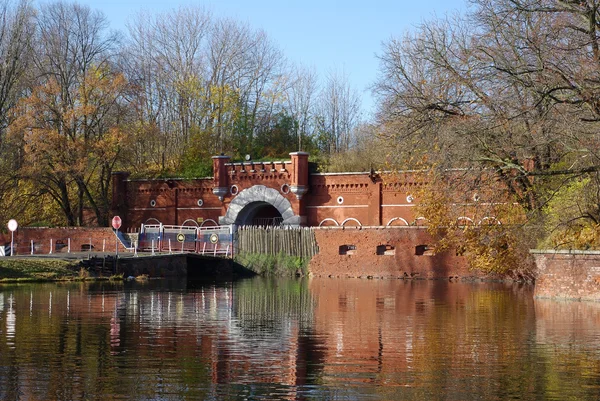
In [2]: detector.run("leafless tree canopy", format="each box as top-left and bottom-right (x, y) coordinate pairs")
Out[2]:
(374, 0), (600, 215)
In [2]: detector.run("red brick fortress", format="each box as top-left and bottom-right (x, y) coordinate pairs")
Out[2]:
(112, 152), (428, 231)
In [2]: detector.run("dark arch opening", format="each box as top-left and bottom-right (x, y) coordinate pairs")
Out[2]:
(236, 201), (283, 226)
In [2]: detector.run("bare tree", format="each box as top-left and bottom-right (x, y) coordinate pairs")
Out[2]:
(0, 0), (34, 150)
(285, 64), (318, 150)
(374, 0), (600, 215)
(317, 69), (361, 154)
(125, 6), (211, 171)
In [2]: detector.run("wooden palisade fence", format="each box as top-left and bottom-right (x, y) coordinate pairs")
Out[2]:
(236, 226), (319, 260)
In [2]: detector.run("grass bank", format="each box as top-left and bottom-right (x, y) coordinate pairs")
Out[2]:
(235, 252), (309, 276)
(0, 258), (82, 282)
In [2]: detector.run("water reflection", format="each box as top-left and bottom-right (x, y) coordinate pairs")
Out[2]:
(0, 279), (599, 399)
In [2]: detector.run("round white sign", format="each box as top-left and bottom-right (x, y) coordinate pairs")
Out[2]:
(7, 219), (17, 232)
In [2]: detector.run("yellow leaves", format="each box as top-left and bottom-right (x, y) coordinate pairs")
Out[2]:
(541, 177), (600, 250)
(414, 167), (529, 274)
(174, 75), (204, 99)
(6, 65), (129, 225)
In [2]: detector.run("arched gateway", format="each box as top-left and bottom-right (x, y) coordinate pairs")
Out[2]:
(218, 185), (301, 226)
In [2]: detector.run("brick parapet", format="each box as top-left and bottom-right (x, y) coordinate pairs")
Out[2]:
(6, 227), (129, 255)
(309, 226), (491, 280)
(108, 155), (508, 231)
(533, 250), (600, 300)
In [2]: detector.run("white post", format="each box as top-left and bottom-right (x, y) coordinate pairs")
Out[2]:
(49, 238), (53, 254)
(67, 238), (71, 253)
(31, 240), (34, 255)
(103, 239), (106, 252)
(89, 238), (92, 252)
(134, 241), (138, 257)
(226, 245), (230, 258)
(151, 239), (155, 256)
(202, 242), (206, 255)
(159, 223), (163, 250)
(169, 239), (172, 254)
(10, 231), (14, 256)
(181, 238), (184, 253)
(213, 245), (217, 257)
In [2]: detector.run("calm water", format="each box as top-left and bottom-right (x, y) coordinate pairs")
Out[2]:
(0, 277), (599, 400)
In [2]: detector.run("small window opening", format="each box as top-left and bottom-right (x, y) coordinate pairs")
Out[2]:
(415, 245), (435, 256)
(339, 244), (356, 255)
(376, 244), (396, 255)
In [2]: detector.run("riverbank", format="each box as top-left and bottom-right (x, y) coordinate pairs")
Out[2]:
(0, 258), (83, 282)
(0, 253), (255, 283)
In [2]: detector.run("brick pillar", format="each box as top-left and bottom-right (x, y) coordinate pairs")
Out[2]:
(368, 181), (382, 226)
(290, 152), (309, 225)
(212, 155), (230, 201)
(111, 172), (130, 226)
(289, 152), (309, 199)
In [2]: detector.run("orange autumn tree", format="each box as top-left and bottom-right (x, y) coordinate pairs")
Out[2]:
(413, 167), (533, 277)
(10, 67), (129, 226)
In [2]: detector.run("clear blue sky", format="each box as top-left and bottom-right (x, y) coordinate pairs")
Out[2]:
(46, 0), (467, 117)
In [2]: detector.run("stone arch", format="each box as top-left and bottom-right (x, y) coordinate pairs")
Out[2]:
(200, 219), (219, 227)
(478, 216), (501, 225)
(457, 216), (474, 225)
(181, 219), (199, 227)
(219, 185), (300, 226)
(386, 217), (410, 227)
(319, 218), (339, 227)
(341, 218), (362, 227)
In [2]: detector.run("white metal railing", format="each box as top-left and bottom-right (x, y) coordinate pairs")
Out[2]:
(138, 223), (234, 258)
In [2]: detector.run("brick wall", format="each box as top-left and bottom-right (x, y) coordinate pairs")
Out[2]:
(533, 251), (600, 301)
(7, 227), (129, 255)
(309, 227), (491, 279)
(112, 156), (501, 232)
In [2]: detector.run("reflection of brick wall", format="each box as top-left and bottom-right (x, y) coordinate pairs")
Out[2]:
(534, 251), (600, 300)
(310, 227), (486, 279)
(309, 278), (536, 385)
(535, 298), (600, 345)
